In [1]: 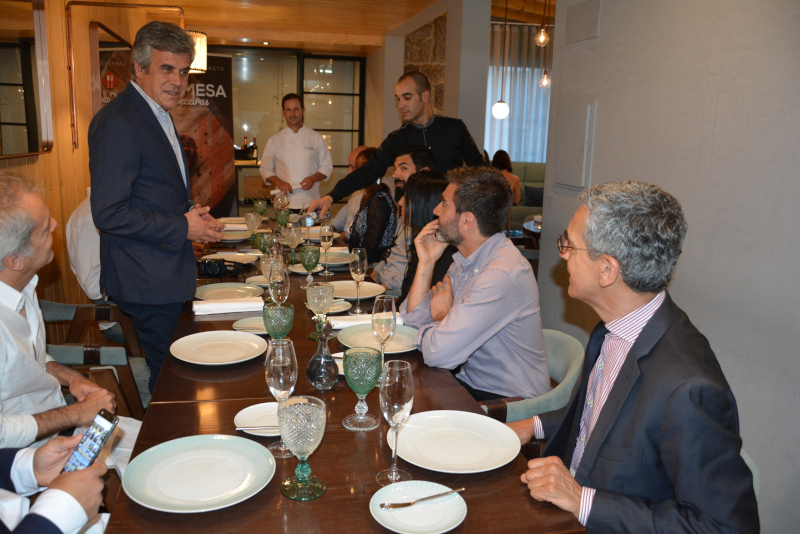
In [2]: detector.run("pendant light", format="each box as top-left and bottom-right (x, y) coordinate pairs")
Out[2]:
(492, 0), (510, 120)
(535, 0), (550, 47)
(187, 30), (208, 74)
(539, 43), (551, 88)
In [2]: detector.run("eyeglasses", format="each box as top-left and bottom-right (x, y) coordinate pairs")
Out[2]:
(557, 234), (587, 254)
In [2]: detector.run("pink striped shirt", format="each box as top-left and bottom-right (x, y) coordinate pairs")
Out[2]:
(531, 291), (665, 526)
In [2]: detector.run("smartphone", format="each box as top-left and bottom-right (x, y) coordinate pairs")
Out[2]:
(62, 409), (118, 473)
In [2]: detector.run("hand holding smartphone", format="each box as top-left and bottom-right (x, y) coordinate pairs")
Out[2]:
(62, 409), (118, 473)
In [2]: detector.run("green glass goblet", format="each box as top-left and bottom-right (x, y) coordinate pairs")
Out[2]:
(342, 347), (382, 431)
(253, 232), (275, 255)
(276, 208), (291, 228)
(263, 303), (294, 340)
(253, 199), (268, 216)
(299, 245), (320, 290)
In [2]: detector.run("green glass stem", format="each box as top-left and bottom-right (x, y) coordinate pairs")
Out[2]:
(295, 459), (311, 483)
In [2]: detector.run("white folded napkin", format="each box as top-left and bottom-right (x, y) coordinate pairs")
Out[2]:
(223, 223), (249, 230)
(193, 297), (264, 315)
(328, 246), (349, 253)
(330, 315), (404, 330)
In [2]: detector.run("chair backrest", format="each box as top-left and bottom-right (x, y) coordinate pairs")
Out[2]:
(741, 449), (760, 503)
(503, 329), (585, 423)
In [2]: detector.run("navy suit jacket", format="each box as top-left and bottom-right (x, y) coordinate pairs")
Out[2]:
(540, 293), (759, 533)
(89, 83), (196, 305)
(0, 449), (60, 534)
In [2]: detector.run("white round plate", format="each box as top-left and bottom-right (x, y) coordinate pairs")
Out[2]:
(195, 283), (263, 300)
(123, 435), (275, 513)
(217, 217), (245, 224)
(201, 253), (258, 264)
(304, 227), (341, 241)
(232, 316), (267, 335)
(337, 324), (417, 354)
(239, 248), (264, 256)
(369, 481), (467, 534)
(170, 331), (268, 366)
(234, 402), (280, 437)
(332, 352), (344, 374)
(330, 280), (385, 300)
(245, 275), (270, 287)
(220, 231), (252, 243)
(387, 411), (521, 474)
(320, 251), (355, 265)
(288, 264), (323, 275)
(304, 300), (352, 314)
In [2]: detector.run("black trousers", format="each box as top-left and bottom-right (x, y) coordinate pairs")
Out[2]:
(110, 297), (183, 394)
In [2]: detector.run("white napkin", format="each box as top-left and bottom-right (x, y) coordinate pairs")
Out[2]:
(223, 223), (249, 230)
(328, 246), (349, 253)
(193, 297), (264, 315)
(330, 315), (404, 330)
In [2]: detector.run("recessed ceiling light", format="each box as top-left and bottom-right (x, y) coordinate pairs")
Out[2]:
(263, 41), (269, 45)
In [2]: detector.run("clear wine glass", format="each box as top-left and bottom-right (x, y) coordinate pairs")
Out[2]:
(349, 248), (368, 315)
(342, 347), (382, 431)
(376, 360), (414, 486)
(269, 263), (291, 306)
(285, 225), (303, 265)
(299, 245), (320, 290)
(244, 211), (261, 238)
(319, 225), (333, 276)
(306, 281), (333, 343)
(265, 339), (297, 458)
(372, 296), (396, 366)
(279, 396), (327, 501)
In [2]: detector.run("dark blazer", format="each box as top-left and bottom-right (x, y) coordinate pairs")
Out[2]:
(89, 83), (196, 305)
(0, 449), (60, 534)
(540, 293), (759, 533)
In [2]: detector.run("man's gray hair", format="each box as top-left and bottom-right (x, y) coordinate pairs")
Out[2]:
(578, 181), (687, 293)
(0, 171), (38, 270)
(130, 21), (195, 76)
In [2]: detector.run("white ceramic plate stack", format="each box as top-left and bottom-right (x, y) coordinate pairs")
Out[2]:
(369, 481), (467, 534)
(123, 435), (275, 513)
(337, 324), (417, 354)
(388, 411), (521, 474)
(170, 331), (268, 366)
(330, 280), (385, 300)
(195, 283), (263, 300)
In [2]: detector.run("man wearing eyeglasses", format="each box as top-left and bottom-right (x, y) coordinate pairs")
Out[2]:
(508, 182), (758, 533)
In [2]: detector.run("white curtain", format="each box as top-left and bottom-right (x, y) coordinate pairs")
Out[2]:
(484, 24), (552, 163)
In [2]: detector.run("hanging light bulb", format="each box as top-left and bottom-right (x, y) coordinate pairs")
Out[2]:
(492, 101), (510, 119)
(535, 27), (550, 47)
(539, 70), (551, 88)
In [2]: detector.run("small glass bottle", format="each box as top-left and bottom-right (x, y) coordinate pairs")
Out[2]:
(306, 317), (338, 391)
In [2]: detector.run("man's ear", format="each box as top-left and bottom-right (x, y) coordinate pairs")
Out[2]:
(133, 61), (146, 80)
(460, 212), (476, 234)
(597, 254), (621, 288)
(2, 254), (24, 272)
(421, 90), (431, 104)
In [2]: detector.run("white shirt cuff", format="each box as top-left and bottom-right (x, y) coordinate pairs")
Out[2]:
(10, 448), (41, 496)
(29, 489), (88, 534)
(577, 486), (596, 526)
(532, 416), (544, 440)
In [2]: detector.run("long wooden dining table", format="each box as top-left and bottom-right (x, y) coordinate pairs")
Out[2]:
(106, 242), (585, 534)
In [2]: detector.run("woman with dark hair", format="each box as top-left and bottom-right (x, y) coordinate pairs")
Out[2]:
(398, 170), (458, 304)
(348, 150), (397, 263)
(491, 150), (521, 205)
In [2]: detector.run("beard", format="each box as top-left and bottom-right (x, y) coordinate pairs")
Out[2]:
(437, 216), (462, 247)
(394, 182), (405, 202)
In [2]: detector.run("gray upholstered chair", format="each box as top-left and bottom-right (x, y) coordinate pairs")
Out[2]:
(482, 329), (584, 423)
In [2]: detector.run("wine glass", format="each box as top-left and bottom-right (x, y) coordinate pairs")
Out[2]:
(376, 360), (414, 486)
(306, 281), (333, 343)
(265, 339), (298, 458)
(276, 208), (291, 229)
(285, 225), (303, 265)
(269, 263), (291, 306)
(372, 296), (396, 366)
(279, 396), (327, 501)
(253, 199), (268, 217)
(263, 302), (294, 340)
(244, 212), (261, 239)
(342, 347), (382, 431)
(253, 231), (274, 256)
(319, 225), (333, 276)
(299, 245), (320, 289)
(349, 248), (368, 315)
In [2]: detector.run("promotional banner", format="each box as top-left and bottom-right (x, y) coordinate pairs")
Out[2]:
(98, 50), (235, 215)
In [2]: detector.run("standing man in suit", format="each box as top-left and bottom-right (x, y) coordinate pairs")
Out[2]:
(508, 182), (758, 533)
(89, 22), (223, 393)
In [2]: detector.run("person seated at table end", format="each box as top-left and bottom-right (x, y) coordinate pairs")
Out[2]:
(507, 181), (758, 533)
(400, 166), (550, 401)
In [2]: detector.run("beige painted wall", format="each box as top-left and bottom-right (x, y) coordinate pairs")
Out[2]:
(538, 1), (800, 531)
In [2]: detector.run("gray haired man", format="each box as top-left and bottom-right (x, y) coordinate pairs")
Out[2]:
(508, 182), (758, 533)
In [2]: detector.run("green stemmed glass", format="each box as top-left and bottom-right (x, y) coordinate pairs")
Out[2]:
(253, 199), (268, 217)
(299, 245), (320, 290)
(276, 208), (291, 228)
(342, 347), (382, 431)
(279, 396), (327, 501)
(254, 231), (275, 255)
(263, 303), (294, 340)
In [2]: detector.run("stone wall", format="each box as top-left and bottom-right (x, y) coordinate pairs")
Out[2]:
(404, 15), (447, 116)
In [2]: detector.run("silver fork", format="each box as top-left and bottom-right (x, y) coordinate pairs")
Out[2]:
(379, 488), (465, 510)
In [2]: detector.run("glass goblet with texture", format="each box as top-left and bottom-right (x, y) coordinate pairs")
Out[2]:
(279, 396), (327, 501)
(299, 245), (320, 290)
(342, 347), (382, 431)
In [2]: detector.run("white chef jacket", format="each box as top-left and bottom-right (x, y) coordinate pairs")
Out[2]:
(259, 125), (333, 209)
(66, 191), (102, 301)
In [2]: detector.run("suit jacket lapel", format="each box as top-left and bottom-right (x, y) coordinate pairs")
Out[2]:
(574, 294), (679, 484)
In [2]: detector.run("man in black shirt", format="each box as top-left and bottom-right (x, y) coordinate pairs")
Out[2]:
(309, 71), (484, 217)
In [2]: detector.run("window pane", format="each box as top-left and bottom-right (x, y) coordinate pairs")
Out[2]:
(0, 85), (27, 123)
(304, 94), (359, 131)
(0, 48), (22, 84)
(1, 125), (28, 156)
(317, 131), (359, 167)
(304, 58), (357, 94)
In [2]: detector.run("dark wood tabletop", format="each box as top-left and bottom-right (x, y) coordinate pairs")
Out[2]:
(106, 241), (585, 534)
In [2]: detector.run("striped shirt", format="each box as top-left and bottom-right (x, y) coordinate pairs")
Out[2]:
(531, 291), (666, 526)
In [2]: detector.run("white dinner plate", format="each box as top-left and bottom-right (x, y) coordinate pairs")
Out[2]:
(303, 227), (341, 241)
(123, 435), (275, 513)
(332, 352), (344, 374)
(337, 324), (418, 354)
(217, 217), (245, 224)
(170, 331), (268, 365)
(201, 253), (259, 264)
(369, 481), (467, 534)
(387, 411), (521, 474)
(288, 264), (323, 275)
(220, 231), (252, 243)
(304, 300), (352, 314)
(232, 316), (267, 335)
(320, 251), (355, 266)
(195, 283), (263, 300)
(245, 276), (270, 287)
(330, 280), (385, 300)
(234, 402), (280, 437)
(239, 248), (264, 256)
